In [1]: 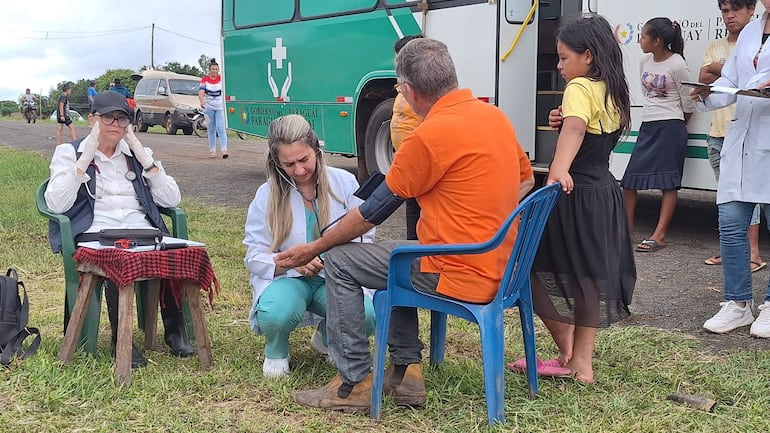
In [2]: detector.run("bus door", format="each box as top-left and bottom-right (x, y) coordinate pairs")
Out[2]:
(497, 0), (540, 159)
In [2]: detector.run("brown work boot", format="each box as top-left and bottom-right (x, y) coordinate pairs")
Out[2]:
(382, 363), (426, 407)
(295, 373), (372, 414)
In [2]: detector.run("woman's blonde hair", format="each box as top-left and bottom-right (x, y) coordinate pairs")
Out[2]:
(265, 114), (342, 249)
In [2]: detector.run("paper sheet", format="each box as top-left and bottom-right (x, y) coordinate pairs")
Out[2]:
(682, 81), (770, 98)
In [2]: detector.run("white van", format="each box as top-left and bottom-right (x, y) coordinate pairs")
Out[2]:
(132, 70), (201, 135)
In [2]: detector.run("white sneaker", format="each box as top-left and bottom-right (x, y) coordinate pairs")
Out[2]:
(750, 302), (770, 338)
(310, 324), (329, 355)
(703, 301), (754, 334)
(262, 355), (290, 378)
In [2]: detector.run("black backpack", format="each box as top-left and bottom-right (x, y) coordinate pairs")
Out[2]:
(0, 269), (41, 366)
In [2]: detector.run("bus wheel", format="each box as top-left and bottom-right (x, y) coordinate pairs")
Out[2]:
(364, 98), (395, 177)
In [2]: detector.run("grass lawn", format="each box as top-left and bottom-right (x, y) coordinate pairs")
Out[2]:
(1, 144), (769, 432)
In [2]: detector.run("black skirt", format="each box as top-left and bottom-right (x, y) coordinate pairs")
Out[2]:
(621, 119), (687, 190)
(531, 131), (636, 327)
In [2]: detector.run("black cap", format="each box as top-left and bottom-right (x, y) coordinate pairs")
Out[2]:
(91, 91), (130, 115)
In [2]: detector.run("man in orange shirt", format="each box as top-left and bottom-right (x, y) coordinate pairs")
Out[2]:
(275, 38), (534, 413)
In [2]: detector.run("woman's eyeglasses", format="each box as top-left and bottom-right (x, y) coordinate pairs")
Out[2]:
(98, 113), (131, 128)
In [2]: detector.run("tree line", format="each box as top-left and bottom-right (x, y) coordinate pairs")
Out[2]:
(0, 55), (212, 117)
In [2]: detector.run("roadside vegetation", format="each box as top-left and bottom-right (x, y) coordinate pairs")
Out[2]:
(1, 56), (211, 120)
(1, 144), (769, 432)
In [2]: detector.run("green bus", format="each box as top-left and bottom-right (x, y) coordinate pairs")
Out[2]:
(222, 0), (730, 190)
(221, 0), (546, 181)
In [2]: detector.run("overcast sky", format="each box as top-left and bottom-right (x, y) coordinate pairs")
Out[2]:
(0, 0), (221, 102)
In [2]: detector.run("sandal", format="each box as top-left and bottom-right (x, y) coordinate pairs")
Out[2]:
(704, 255), (722, 265)
(751, 261), (767, 272)
(208, 151), (217, 158)
(636, 239), (665, 252)
(506, 357), (572, 377)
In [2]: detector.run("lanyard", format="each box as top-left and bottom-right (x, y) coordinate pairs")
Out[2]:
(85, 154), (137, 199)
(754, 33), (770, 70)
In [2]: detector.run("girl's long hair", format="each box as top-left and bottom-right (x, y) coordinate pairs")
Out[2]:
(556, 14), (631, 133)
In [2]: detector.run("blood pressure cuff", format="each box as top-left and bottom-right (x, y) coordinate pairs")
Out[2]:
(359, 181), (406, 225)
(354, 171), (385, 199)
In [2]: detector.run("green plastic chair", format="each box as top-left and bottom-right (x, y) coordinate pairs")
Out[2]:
(36, 179), (193, 354)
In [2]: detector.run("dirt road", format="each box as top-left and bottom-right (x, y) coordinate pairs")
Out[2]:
(3, 119), (768, 353)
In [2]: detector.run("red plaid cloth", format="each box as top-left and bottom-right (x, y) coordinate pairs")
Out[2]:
(73, 247), (220, 306)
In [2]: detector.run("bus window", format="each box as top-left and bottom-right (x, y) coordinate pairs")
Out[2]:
(505, 0), (536, 24)
(233, 0), (294, 27)
(300, 0), (377, 18)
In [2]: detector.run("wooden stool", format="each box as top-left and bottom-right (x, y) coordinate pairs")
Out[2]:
(58, 262), (213, 385)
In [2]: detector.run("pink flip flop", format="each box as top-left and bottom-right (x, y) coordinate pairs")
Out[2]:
(506, 357), (572, 377)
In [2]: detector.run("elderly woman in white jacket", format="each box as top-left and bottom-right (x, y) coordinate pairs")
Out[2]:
(693, 2), (770, 338)
(243, 114), (376, 378)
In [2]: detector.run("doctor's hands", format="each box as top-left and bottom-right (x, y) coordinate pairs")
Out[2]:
(124, 126), (155, 169)
(275, 243), (322, 270)
(689, 86), (711, 102)
(75, 121), (101, 174)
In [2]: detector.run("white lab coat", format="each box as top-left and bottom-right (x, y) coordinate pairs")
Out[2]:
(699, 12), (770, 205)
(243, 166), (375, 334)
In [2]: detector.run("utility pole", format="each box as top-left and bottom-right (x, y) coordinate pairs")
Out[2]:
(151, 23), (155, 69)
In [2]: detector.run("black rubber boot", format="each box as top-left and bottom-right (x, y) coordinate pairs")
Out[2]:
(105, 282), (148, 368)
(161, 289), (196, 358)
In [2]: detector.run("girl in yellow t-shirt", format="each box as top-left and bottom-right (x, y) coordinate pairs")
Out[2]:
(507, 14), (636, 384)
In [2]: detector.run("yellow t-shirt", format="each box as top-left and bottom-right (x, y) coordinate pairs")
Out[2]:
(561, 77), (620, 134)
(390, 93), (424, 150)
(702, 38), (736, 138)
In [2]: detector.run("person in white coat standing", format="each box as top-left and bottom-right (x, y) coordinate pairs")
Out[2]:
(693, 0), (770, 338)
(243, 114), (376, 378)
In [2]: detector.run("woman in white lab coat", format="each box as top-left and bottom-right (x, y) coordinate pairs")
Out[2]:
(243, 114), (376, 378)
(695, 1), (770, 338)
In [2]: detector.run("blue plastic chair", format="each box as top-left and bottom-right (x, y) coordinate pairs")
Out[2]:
(370, 183), (562, 425)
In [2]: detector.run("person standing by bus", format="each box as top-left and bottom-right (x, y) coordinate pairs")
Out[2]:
(198, 59), (229, 159)
(621, 18), (695, 252)
(390, 34), (424, 241)
(701, 0), (764, 272)
(507, 14), (636, 384)
(692, 0), (770, 338)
